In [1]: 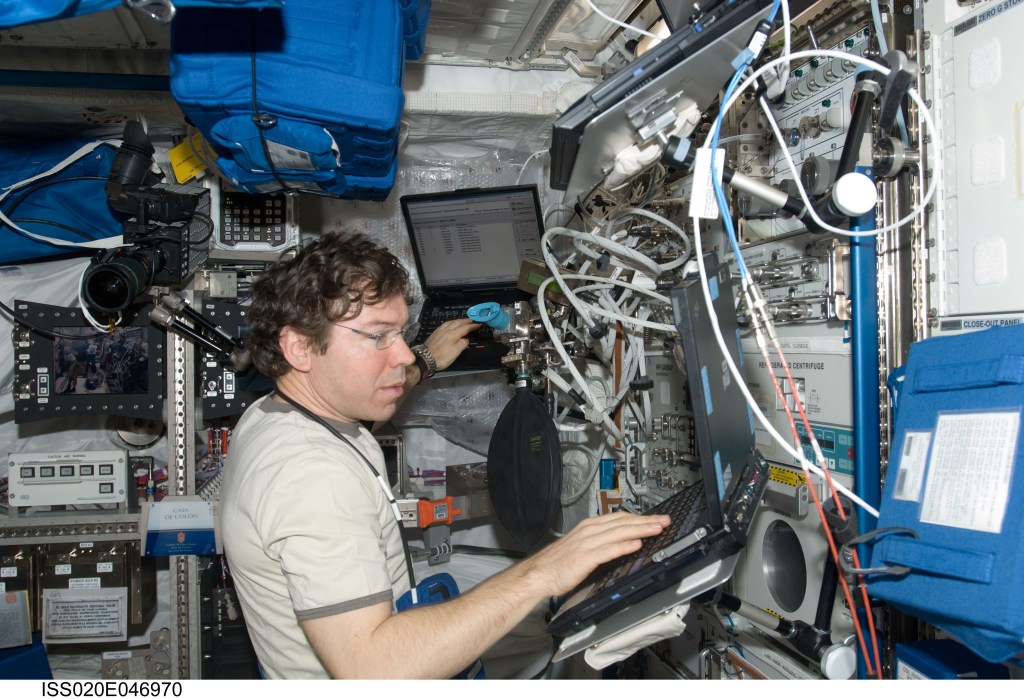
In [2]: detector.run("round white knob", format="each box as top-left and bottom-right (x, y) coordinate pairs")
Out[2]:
(832, 172), (877, 217)
(821, 105), (844, 130)
(821, 643), (857, 679)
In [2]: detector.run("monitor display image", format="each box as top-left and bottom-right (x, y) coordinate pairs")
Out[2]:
(53, 326), (150, 396)
(401, 185), (545, 291)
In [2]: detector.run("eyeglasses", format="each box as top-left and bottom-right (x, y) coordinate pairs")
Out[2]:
(334, 322), (421, 351)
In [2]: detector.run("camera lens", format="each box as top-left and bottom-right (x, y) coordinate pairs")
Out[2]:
(82, 249), (159, 315)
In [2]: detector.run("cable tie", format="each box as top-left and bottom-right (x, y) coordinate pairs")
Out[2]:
(731, 49), (754, 72)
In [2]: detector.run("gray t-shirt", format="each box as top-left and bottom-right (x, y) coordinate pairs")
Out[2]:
(221, 394), (409, 678)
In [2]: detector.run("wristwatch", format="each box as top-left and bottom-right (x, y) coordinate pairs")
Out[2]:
(411, 344), (437, 383)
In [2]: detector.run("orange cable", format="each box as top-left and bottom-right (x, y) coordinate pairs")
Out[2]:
(769, 339), (884, 674)
(757, 332), (874, 677)
(749, 288), (879, 677)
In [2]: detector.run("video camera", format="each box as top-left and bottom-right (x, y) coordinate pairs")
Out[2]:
(81, 121), (211, 319)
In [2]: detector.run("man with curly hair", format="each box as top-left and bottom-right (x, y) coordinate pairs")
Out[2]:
(222, 231), (669, 678)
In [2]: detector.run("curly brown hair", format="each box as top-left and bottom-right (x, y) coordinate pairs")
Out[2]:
(245, 231), (413, 378)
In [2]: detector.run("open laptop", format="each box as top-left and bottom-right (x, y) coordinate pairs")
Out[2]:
(400, 185), (545, 372)
(548, 0), (774, 202)
(546, 254), (769, 640)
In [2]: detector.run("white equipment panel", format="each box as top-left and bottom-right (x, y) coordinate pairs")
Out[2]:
(925, 0), (1024, 318)
(8, 450), (128, 509)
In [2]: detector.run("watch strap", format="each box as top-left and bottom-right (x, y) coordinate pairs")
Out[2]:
(411, 344), (437, 382)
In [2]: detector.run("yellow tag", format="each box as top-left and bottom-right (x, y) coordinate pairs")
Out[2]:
(768, 464), (807, 488)
(168, 132), (212, 184)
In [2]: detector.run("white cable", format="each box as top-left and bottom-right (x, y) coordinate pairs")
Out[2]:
(545, 368), (586, 407)
(544, 201), (577, 227)
(688, 220), (880, 519)
(542, 228), (600, 329)
(613, 207), (692, 269)
(584, 0), (661, 41)
(516, 149), (548, 185)
(711, 49), (939, 238)
(0, 139), (125, 250)
(565, 275), (671, 304)
(578, 225), (663, 276)
(561, 442), (606, 506)
(611, 332), (639, 407)
(536, 288), (603, 410)
(558, 275), (675, 331)
(578, 295), (676, 332)
(538, 278), (627, 443)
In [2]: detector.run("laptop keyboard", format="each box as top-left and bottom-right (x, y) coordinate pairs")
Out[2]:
(595, 482), (708, 589)
(414, 306), (471, 344)
(415, 305), (500, 347)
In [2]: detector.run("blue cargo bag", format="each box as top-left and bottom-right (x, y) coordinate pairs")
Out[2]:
(867, 324), (1024, 664)
(170, 0), (409, 199)
(0, 139), (124, 264)
(0, 1), (282, 29)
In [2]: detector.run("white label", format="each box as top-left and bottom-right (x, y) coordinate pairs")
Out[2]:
(103, 651), (133, 660)
(748, 30), (768, 58)
(96, 562), (113, 574)
(920, 412), (1018, 533)
(79, 542), (94, 549)
(688, 148), (725, 219)
(896, 659), (929, 679)
(894, 431), (931, 502)
(1, 566), (16, 578)
(55, 564), (72, 575)
(266, 139), (315, 171)
(69, 578), (101, 590)
(760, 647), (809, 679)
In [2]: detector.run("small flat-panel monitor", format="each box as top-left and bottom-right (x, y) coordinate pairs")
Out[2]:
(12, 301), (166, 423)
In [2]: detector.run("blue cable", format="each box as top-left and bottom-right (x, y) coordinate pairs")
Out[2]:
(707, 0), (780, 280)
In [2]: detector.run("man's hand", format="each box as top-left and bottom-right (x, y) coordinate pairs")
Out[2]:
(517, 511), (671, 597)
(302, 510), (670, 678)
(424, 317), (481, 371)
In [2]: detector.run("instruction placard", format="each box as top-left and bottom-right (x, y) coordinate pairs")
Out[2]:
(920, 411), (1018, 533)
(42, 587), (126, 644)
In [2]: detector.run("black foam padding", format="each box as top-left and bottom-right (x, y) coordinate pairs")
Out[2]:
(486, 387), (562, 552)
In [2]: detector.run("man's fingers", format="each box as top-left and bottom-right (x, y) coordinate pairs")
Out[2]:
(571, 512), (670, 536)
(557, 515), (669, 561)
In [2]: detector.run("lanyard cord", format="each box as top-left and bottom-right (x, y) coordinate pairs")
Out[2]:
(273, 390), (417, 588)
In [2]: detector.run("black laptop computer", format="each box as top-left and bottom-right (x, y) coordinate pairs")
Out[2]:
(546, 254), (769, 638)
(400, 184), (546, 372)
(549, 0), (774, 202)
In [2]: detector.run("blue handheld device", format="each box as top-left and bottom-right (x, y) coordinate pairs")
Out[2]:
(467, 301), (510, 330)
